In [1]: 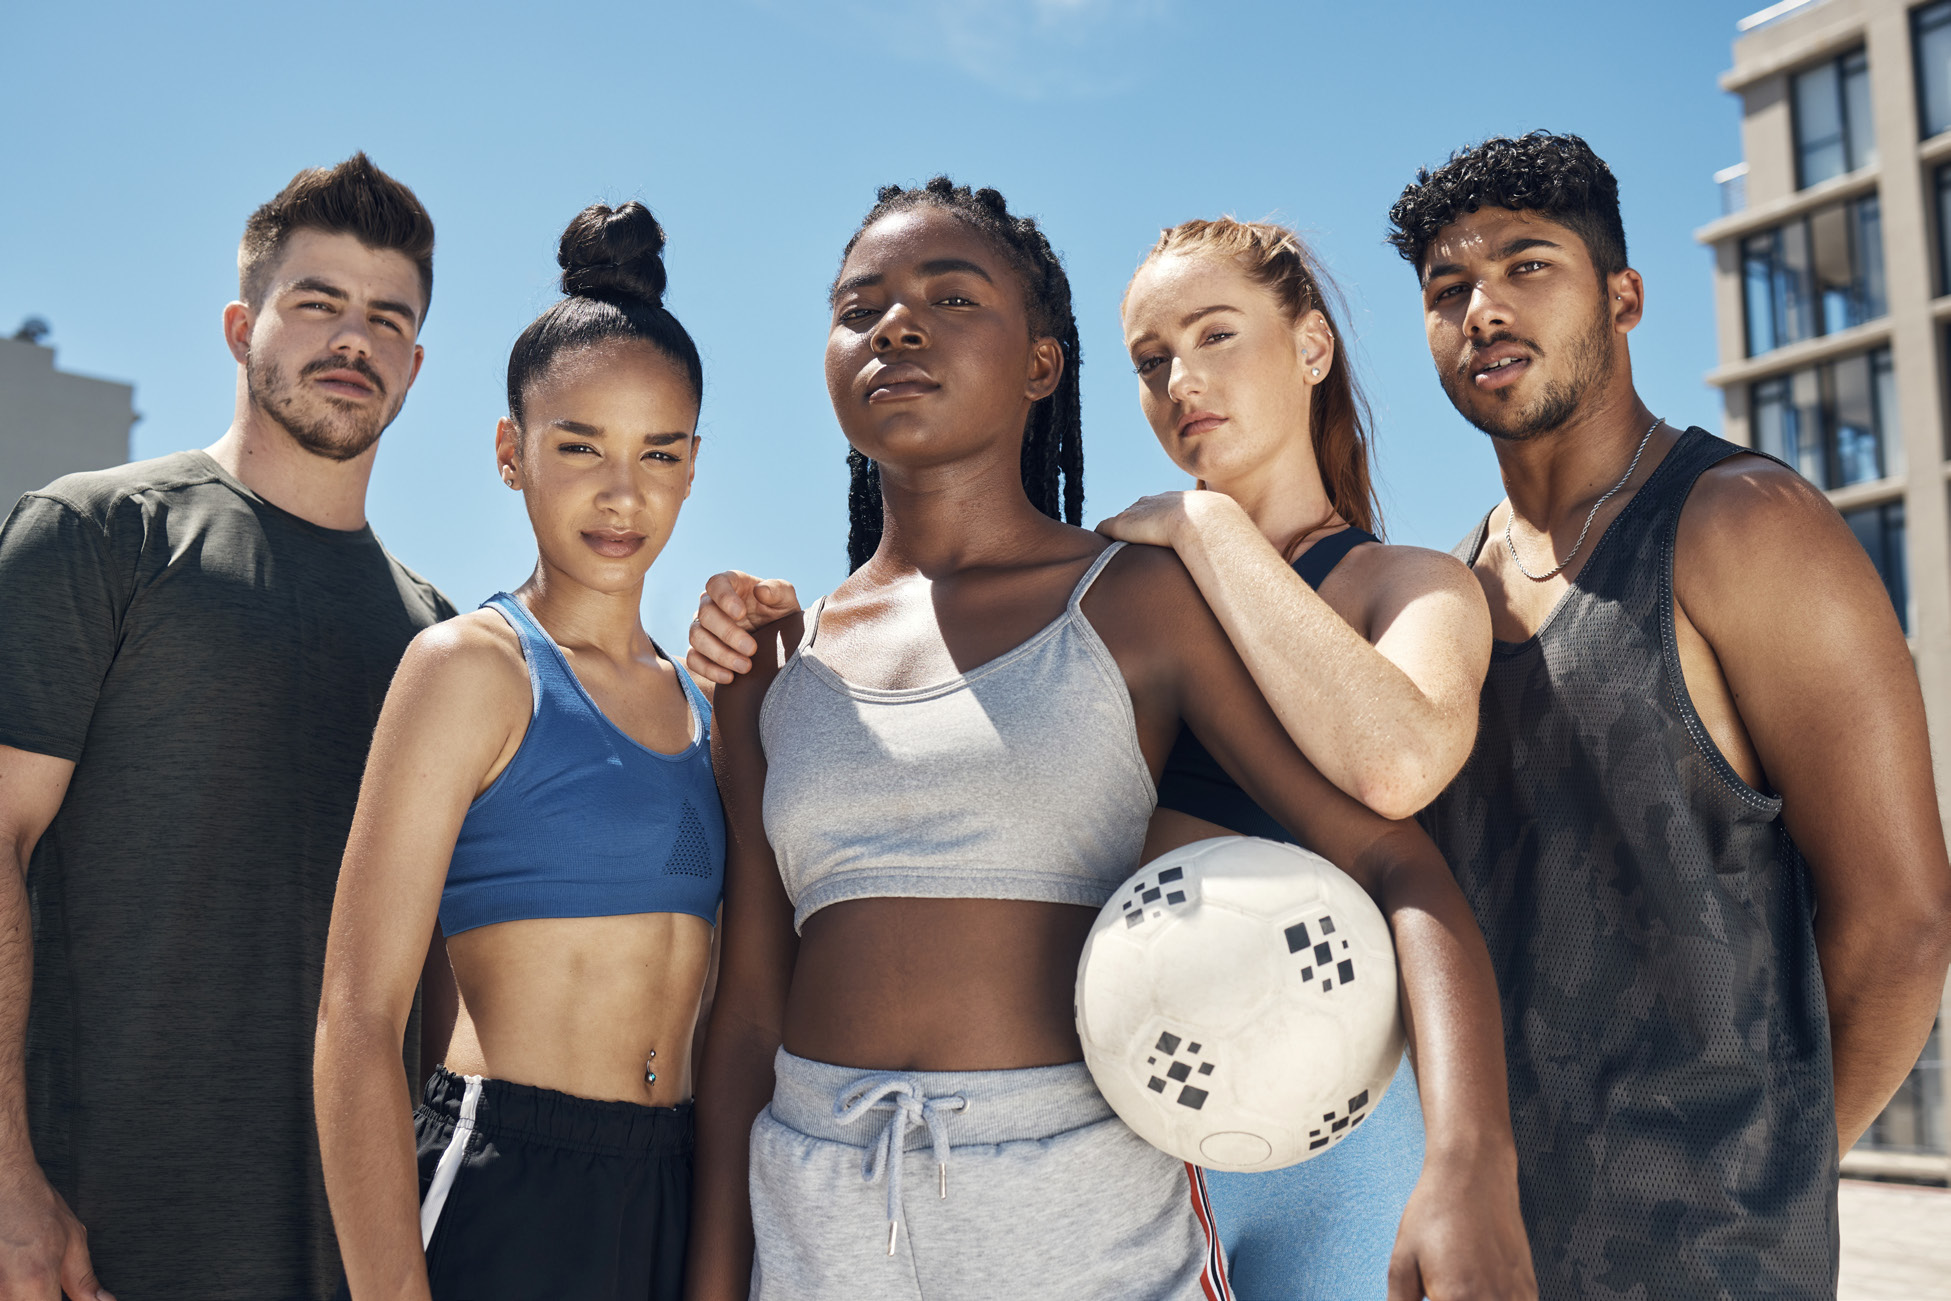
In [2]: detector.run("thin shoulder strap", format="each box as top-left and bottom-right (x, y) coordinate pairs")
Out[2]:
(670, 657), (712, 723)
(799, 596), (829, 650)
(1067, 541), (1127, 610)
(481, 592), (558, 664)
(1292, 526), (1377, 592)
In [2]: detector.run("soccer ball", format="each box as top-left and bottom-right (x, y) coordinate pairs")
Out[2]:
(1075, 836), (1405, 1172)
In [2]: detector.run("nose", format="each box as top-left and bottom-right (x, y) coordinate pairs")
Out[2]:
(1464, 283), (1511, 337)
(594, 451), (645, 514)
(1165, 354), (1200, 405)
(872, 301), (926, 355)
(328, 309), (376, 359)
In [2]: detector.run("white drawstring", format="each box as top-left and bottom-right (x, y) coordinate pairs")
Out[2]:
(833, 1075), (967, 1255)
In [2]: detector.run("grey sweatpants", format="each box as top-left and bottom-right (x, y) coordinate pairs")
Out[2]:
(748, 1048), (1232, 1300)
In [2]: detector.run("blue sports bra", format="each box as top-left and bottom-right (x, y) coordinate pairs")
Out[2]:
(438, 593), (725, 937)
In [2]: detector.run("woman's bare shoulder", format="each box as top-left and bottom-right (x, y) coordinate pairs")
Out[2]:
(1331, 538), (1482, 604)
(387, 607), (532, 722)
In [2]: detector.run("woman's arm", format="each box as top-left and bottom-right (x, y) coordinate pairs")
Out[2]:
(314, 619), (527, 1301)
(685, 617), (804, 1301)
(1092, 545), (1532, 1301)
(1099, 491), (1490, 818)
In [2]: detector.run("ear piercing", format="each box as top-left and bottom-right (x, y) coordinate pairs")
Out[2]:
(1311, 367), (1321, 378)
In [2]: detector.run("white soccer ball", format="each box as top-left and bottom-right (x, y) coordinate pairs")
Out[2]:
(1075, 836), (1406, 1172)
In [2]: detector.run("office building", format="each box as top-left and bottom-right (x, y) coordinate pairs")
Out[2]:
(1701, 0), (1949, 1181)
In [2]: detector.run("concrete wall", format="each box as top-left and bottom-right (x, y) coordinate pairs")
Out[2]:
(0, 336), (136, 517)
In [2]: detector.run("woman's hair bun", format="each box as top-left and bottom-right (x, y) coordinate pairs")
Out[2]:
(557, 201), (669, 305)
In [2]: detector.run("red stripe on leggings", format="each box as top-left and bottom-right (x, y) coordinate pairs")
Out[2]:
(1184, 1162), (1234, 1301)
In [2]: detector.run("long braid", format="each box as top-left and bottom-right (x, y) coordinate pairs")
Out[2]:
(846, 448), (883, 572)
(836, 176), (1084, 571)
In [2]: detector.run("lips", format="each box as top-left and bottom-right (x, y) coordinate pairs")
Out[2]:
(1468, 346), (1533, 391)
(313, 370), (375, 397)
(1177, 410), (1227, 438)
(866, 361), (939, 402)
(581, 530), (647, 559)
(302, 356), (385, 399)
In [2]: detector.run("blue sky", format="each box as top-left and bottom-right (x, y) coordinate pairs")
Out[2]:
(2, 0), (1764, 641)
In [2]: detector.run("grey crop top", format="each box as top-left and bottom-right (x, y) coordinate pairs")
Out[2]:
(759, 542), (1156, 932)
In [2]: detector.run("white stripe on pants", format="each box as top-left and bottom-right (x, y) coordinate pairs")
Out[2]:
(419, 1073), (484, 1247)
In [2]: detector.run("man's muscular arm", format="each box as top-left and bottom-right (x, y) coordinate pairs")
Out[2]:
(1678, 458), (1951, 1152)
(0, 745), (110, 1301)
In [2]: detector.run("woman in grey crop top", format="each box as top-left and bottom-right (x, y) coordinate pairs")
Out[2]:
(315, 205), (720, 1301)
(687, 179), (1534, 1301)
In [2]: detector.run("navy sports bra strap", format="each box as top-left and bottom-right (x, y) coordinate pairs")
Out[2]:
(1291, 526), (1377, 591)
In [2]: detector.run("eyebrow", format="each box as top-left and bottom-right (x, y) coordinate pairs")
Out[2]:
(286, 276), (347, 302)
(284, 276), (420, 326)
(1179, 304), (1239, 327)
(1125, 303), (1242, 351)
(547, 420), (692, 445)
(831, 257), (997, 302)
(1422, 237), (1564, 287)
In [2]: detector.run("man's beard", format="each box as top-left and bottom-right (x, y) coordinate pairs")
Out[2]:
(246, 353), (396, 462)
(1441, 302), (1615, 444)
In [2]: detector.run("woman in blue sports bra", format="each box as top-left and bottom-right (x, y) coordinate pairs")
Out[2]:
(1101, 219), (1495, 1301)
(315, 202), (722, 1301)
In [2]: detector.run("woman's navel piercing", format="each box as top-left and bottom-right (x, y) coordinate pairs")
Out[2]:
(645, 1048), (657, 1086)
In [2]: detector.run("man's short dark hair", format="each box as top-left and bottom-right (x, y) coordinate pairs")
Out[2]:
(1386, 131), (1626, 280)
(239, 152), (435, 318)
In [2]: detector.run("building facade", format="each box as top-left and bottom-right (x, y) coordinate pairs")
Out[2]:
(1701, 0), (1950, 1182)
(0, 329), (136, 517)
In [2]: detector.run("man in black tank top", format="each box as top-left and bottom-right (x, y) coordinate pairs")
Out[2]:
(1387, 133), (1951, 1300)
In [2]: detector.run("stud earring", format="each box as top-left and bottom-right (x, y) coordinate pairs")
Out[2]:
(1311, 367), (1321, 378)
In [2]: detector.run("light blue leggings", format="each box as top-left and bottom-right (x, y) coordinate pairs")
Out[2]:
(1206, 1057), (1423, 1300)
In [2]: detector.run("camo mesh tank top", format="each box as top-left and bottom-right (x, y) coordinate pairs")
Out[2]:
(1418, 428), (1838, 1300)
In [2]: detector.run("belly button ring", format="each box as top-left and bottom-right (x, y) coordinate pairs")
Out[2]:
(645, 1048), (657, 1086)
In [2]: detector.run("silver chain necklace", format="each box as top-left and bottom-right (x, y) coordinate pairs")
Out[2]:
(1504, 416), (1662, 582)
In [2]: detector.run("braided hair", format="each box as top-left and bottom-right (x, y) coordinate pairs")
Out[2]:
(836, 177), (1084, 571)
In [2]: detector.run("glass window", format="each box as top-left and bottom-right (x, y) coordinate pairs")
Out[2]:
(1843, 499), (1909, 633)
(1749, 347), (1896, 491)
(1753, 376), (1796, 474)
(1831, 352), (1881, 486)
(1795, 60), (1847, 186)
(1810, 203), (1856, 332)
(1791, 365), (1825, 486)
(1848, 195), (1886, 324)
(1744, 234), (1777, 359)
(1842, 49), (1876, 170)
(1918, 0), (1951, 139)
(1742, 196), (1883, 355)
(1795, 49), (1873, 187)
(1875, 348), (1903, 478)
(1938, 166), (1951, 297)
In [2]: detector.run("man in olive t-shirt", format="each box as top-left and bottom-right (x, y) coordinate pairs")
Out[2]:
(0, 154), (453, 1301)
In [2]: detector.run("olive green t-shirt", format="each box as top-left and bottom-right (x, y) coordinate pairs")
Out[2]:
(0, 450), (454, 1300)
